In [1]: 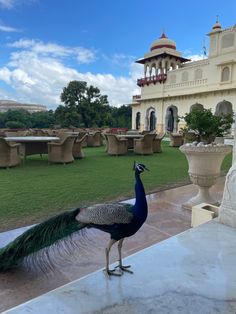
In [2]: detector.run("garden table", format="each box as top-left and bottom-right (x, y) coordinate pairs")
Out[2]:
(5, 136), (60, 157)
(117, 134), (144, 149)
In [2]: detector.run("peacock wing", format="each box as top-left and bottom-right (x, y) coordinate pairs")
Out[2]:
(76, 203), (133, 225)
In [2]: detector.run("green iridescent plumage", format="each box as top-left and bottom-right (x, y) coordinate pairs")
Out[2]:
(0, 208), (83, 271)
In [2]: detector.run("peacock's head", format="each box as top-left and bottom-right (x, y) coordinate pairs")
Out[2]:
(133, 161), (149, 174)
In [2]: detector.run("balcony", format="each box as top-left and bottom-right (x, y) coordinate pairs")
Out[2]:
(137, 74), (167, 87)
(132, 95), (141, 102)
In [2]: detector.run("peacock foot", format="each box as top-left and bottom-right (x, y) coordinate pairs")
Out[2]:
(103, 268), (123, 278)
(115, 264), (133, 274)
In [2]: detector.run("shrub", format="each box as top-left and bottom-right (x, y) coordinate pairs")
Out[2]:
(181, 108), (234, 143)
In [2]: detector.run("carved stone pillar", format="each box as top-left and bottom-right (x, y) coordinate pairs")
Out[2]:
(219, 115), (236, 228)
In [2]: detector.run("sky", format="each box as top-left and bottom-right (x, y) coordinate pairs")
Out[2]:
(0, 0), (235, 110)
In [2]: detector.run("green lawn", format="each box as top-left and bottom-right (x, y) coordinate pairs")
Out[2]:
(0, 142), (232, 232)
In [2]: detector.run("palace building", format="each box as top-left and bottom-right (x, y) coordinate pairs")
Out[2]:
(131, 20), (236, 133)
(0, 100), (47, 113)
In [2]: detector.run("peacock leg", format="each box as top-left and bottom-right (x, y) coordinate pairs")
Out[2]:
(115, 238), (133, 274)
(104, 239), (121, 277)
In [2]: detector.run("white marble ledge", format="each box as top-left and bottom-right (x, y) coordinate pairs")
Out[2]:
(3, 220), (236, 314)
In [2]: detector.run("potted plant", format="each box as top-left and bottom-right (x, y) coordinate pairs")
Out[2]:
(181, 107), (234, 143)
(179, 108), (234, 210)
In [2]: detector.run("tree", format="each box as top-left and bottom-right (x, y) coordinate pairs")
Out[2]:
(4, 109), (32, 128)
(54, 105), (81, 128)
(60, 81), (110, 128)
(111, 105), (132, 128)
(31, 110), (55, 128)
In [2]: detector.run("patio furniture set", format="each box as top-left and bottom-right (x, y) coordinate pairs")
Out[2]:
(104, 132), (166, 156)
(0, 130), (99, 168)
(0, 129), (182, 167)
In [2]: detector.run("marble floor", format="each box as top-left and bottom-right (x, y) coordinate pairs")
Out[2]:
(0, 177), (225, 313)
(5, 220), (236, 314)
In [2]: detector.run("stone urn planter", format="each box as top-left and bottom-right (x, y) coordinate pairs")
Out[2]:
(180, 143), (232, 210)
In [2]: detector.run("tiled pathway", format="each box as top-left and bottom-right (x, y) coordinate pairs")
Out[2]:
(0, 177), (225, 313)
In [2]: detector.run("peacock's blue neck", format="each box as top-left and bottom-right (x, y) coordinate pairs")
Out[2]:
(133, 172), (148, 221)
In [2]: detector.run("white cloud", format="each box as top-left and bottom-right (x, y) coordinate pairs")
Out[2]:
(186, 54), (205, 62)
(8, 39), (96, 64)
(0, 23), (21, 32)
(0, 39), (140, 109)
(0, 0), (36, 9)
(0, 0), (15, 9)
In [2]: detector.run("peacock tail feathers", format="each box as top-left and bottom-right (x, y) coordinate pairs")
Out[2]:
(0, 208), (86, 272)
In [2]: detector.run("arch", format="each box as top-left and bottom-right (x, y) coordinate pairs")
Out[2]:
(150, 63), (156, 76)
(170, 62), (176, 70)
(194, 68), (202, 80)
(150, 111), (156, 131)
(190, 103), (204, 112)
(215, 100), (233, 116)
(165, 105), (178, 132)
(221, 66), (230, 82)
(145, 107), (156, 131)
(182, 71), (188, 82)
(135, 112), (141, 130)
(145, 64), (150, 77)
(170, 74), (176, 84)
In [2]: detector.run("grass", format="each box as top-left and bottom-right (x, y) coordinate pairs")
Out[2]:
(0, 141), (232, 232)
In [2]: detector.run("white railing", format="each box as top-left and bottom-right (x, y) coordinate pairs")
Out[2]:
(165, 79), (207, 90)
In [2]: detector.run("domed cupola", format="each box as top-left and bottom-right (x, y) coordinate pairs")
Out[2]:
(150, 32), (176, 51)
(211, 17), (222, 32)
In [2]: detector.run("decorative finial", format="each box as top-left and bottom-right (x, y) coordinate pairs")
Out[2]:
(160, 29), (167, 38)
(216, 14), (219, 23)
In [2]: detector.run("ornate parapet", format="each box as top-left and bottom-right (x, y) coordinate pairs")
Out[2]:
(137, 74), (167, 87)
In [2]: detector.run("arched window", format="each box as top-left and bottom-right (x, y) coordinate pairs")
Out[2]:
(145, 64), (150, 77)
(150, 111), (156, 131)
(145, 107), (156, 131)
(135, 112), (141, 130)
(190, 103), (204, 112)
(150, 63), (156, 76)
(215, 100), (233, 116)
(170, 74), (176, 84)
(182, 71), (188, 82)
(165, 105), (178, 133)
(194, 69), (202, 80)
(221, 67), (230, 82)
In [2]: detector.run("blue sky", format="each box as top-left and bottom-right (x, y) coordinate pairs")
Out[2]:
(0, 0), (235, 110)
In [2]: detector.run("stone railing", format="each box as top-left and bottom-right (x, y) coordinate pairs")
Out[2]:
(165, 79), (207, 90)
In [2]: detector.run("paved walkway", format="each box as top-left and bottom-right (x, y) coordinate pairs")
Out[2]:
(0, 177), (225, 313)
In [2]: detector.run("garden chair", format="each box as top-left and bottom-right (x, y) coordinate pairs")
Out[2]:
(72, 134), (88, 159)
(169, 132), (184, 147)
(78, 131), (88, 147)
(0, 137), (21, 168)
(153, 132), (165, 153)
(48, 134), (76, 164)
(134, 133), (156, 155)
(87, 131), (102, 147)
(4, 130), (29, 137)
(106, 134), (128, 156)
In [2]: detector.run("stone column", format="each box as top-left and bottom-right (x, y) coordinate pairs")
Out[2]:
(233, 113), (236, 164)
(219, 114), (236, 228)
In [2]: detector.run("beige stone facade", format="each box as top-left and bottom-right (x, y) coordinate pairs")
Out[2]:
(0, 100), (47, 113)
(132, 21), (236, 133)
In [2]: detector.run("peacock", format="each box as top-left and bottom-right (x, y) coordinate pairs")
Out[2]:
(0, 162), (149, 276)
